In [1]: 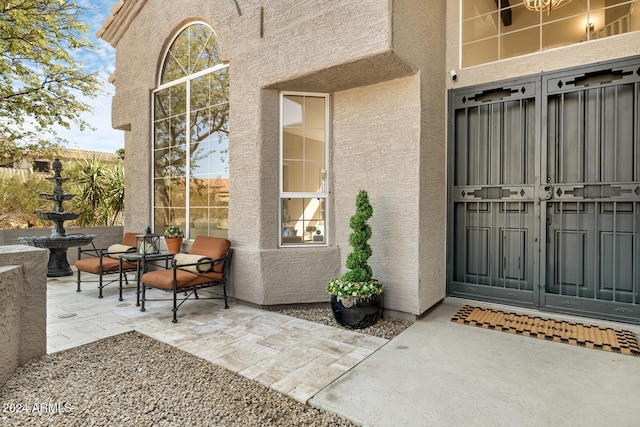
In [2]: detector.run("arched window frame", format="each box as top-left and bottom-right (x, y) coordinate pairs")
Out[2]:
(151, 22), (229, 240)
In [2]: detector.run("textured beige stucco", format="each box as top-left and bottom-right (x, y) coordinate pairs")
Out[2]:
(0, 226), (124, 265)
(0, 246), (48, 386)
(103, 0), (447, 315)
(0, 265), (21, 386)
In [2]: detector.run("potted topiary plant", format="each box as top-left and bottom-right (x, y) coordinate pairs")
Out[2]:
(164, 225), (184, 254)
(326, 189), (383, 329)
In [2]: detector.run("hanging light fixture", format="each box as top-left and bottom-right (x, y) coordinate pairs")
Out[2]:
(523, 0), (572, 15)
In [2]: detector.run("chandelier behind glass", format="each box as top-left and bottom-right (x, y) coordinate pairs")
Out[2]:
(523, 0), (572, 15)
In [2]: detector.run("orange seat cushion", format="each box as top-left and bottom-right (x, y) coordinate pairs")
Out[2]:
(141, 269), (224, 290)
(75, 257), (137, 274)
(75, 232), (140, 274)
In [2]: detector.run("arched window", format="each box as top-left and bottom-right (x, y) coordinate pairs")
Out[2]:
(153, 23), (229, 239)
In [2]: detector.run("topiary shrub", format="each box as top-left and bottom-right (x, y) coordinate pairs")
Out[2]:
(326, 189), (382, 328)
(326, 189), (383, 301)
(342, 190), (373, 283)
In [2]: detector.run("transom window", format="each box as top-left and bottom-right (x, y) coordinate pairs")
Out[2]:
(152, 23), (229, 239)
(280, 93), (329, 246)
(462, 0), (640, 68)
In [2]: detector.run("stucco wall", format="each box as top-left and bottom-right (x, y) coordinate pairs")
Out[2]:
(0, 246), (48, 386)
(0, 226), (125, 265)
(0, 265), (21, 386)
(105, 0), (447, 314)
(333, 76), (422, 314)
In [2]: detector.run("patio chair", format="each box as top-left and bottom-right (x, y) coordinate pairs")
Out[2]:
(140, 236), (232, 323)
(75, 232), (139, 299)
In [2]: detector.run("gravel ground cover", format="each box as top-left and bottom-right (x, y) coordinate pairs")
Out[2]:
(0, 307), (412, 426)
(270, 305), (413, 340)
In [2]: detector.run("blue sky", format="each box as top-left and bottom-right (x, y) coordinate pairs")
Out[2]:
(56, 1), (121, 154)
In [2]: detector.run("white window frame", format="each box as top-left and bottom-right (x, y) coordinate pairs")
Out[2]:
(151, 22), (229, 240)
(279, 92), (330, 247)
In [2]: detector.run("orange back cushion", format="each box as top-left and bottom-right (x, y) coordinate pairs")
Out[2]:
(189, 236), (231, 273)
(122, 232), (138, 247)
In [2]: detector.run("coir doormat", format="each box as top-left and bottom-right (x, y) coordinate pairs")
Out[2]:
(451, 305), (640, 356)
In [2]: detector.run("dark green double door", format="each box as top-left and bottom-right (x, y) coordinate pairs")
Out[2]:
(448, 57), (640, 324)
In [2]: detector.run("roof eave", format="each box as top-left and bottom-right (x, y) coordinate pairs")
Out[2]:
(97, 0), (148, 48)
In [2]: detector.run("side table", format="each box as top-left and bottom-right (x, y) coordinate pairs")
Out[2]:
(119, 252), (175, 306)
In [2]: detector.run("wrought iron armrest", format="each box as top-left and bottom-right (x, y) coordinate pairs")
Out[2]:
(77, 246), (107, 259)
(172, 252), (232, 275)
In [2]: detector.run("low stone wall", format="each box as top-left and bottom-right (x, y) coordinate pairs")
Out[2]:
(0, 226), (124, 265)
(0, 245), (48, 387)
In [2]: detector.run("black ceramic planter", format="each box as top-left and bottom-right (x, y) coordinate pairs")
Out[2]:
(330, 294), (383, 329)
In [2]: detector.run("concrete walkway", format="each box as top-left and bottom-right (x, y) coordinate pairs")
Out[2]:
(47, 273), (640, 426)
(311, 298), (640, 427)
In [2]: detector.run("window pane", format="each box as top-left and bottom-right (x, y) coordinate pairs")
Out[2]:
(283, 129), (304, 159)
(502, 27), (540, 60)
(462, 0), (495, 20)
(154, 119), (171, 149)
(304, 162), (324, 192)
(305, 129), (325, 163)
(160, 24), (222, 84)
(154, 206), (185, 232)
(282, 161), (303, 192)
(542, 15), (587, 50)
(283, 96), (304, 126)
(462, 12), (498, 45)
(305, 97), (325, 128)
(281, 198), (326, 245)
(462, 37), (499, 68)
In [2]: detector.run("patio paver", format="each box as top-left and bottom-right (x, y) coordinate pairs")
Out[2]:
(46, 272), (386, 404)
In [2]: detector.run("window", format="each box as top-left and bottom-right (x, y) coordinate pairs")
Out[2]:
(33, 160), (51, 173)
(462, 0), (640, 67)
(152, 23), (229, 239)
(280, 93), (329, 246)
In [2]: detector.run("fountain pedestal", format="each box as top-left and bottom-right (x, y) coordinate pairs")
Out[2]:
(19, 159), (95, 277)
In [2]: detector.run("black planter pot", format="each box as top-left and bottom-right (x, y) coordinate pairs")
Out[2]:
(330, 294), (383, 329)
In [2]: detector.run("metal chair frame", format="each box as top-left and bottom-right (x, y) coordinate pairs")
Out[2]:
(141, 249), (233, 323)
(76, 243), (138, 299)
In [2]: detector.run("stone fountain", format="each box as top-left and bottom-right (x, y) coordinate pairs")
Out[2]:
(19, 159), (95, 277)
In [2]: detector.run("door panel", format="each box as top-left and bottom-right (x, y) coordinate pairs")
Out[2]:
(542, 59), (640, 323)
(448, 57), (640, 324)
(449, 80), (538, 307)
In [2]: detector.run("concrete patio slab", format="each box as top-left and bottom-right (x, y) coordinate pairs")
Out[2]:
(310, 298), (640, 427)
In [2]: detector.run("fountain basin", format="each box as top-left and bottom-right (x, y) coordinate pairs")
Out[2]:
(19, 234), (95, 249)
(35, 211), (82, 222)
(19, 234), (95, 276)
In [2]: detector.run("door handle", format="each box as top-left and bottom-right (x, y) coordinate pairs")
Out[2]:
(539, 185), (553, 201)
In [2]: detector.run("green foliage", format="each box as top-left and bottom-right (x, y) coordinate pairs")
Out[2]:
(342, 190), (374, 283)
(326, 277), (382, 299)
(66, 158), (124, 226)
(0, 0), (101, 164)
(164, 226), (184, 239)
(0, 172), (51, 228)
